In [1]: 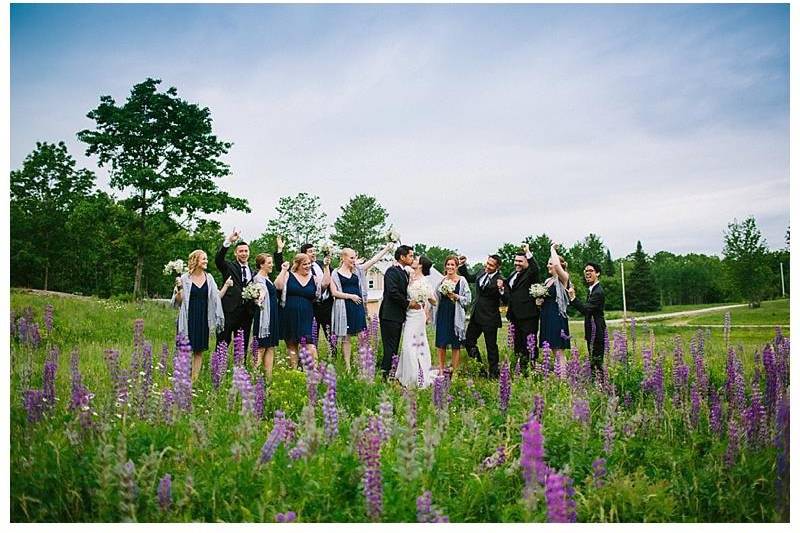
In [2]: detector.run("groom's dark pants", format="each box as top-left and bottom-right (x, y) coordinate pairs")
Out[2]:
(464, 319), (500, 378)
(380, 318), (404, 377)
(511, 317), (539, 372)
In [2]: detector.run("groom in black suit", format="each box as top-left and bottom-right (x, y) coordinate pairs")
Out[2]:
(215, 229), (284, 356)
(458, 254), (505, 378)
(499, 243), (540, 371)
(568, 261), (606, 376)
(379, 245), (420, 378)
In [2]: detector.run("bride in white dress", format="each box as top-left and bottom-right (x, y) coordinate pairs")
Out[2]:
(396, 256), (442, 389)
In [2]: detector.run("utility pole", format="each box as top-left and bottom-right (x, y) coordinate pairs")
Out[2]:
(780, 262), (786, 297)
(621, 262), (628, 324)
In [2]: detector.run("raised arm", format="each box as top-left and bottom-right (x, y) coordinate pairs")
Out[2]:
(570, 286), (605, 316)
(457, 256), (477, 283)
(362, 243), (393, 272)
(216, 229), (239, 274)
(321, 256), (332, 289)
(274, 262), (290, 291)
(272, 235), (285, 279)
(550, 242), (569, 285)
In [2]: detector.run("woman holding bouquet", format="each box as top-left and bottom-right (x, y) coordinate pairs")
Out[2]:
(275, 253), (330, 368)
(538, 242), (572, 364)
(171, 250), (226, 382)
(329, 244), (393, 372)
(434, 255), (472, 374)
(251, 253), (281, 379)
(396, 256), (438, 388)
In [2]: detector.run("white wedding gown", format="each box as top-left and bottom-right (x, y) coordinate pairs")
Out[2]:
(396, 275), (437, 389)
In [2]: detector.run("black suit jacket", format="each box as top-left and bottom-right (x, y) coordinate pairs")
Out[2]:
(379, 265), (409, 323)
(570, 283), (606, 341)
(502, 259), (541, 322)
(459, 264), (505, 328)
(215, 244), (283, 315)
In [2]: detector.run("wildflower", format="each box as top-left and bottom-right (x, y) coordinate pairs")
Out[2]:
(260, 411), (288, 463)
(322, 366), (339, 439)
(416, 490), (449, 522)
(592, 457), (606, 488)
(507, 322), (515, 350)
(233, 329), (246, 366)
(526, 333), (537, 363)
(276, 511), (297, 522)
(572, 398), (590, 425)
(499, 360), (511, 412)
(357, 417), (383, 520)
(43, 304), (54, 334)
(545, 472), (577, 522)
(22, 389), (45, 423)
(532, 394), (544, 422)
(158, 474), (172, 511)
(520, 416), (547, 492)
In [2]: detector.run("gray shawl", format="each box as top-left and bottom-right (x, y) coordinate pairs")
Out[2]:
(253, 273), (274, 339)
(171, 272), (225, 339)
(330, 266), (368, 337)
(547, 276), (572, 319)
(280, 271), (323, 308)
(433, 275), (472, 341)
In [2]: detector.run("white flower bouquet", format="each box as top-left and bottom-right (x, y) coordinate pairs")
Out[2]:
(163, 259), (187, 276)
(319, 242), (335, 257)
(439, 278), (457, 296)
(529, 283), (548, 299)
(408, 284), (429, 305)
(386, 228), (401, 243)
(242, 283), (265, 301)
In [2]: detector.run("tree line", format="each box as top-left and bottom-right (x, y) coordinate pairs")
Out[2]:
(10, 78), (790, 310)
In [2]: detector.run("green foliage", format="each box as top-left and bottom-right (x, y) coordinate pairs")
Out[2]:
(412, 243), (458, 272)
(331, 195), (390, 258)
(627, 241), (660, 312)
(722, 216), (770, 306)
(265, 193), (328, 252)
(77, 78), (249, 297)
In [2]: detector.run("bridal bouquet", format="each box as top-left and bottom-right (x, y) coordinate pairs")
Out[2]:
(439, 278), (457, 296)
(163, 259), (187, 276)
(319, 241), (335, 257)
(529, 283), (548, 299)
(385, 228), (401, 243)
(408, 284), (429, 305)
(242, 283), (265, 302)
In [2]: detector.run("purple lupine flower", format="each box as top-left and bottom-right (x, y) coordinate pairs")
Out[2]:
(210, 341), (229, 390)
(250, 336), (258, 364)
(322, 366), (339, 439)
(567, 345), (582, 389)
(43, 304), (54, 334)
(43, 347), (58, 409)
(466, 378), (485, 407)
(545, 472), (577, 523)
(276, 511), (297, 523)
(603, 420), (615, 455)
(378, 398), (393, 443)
(689, 383), (701, 429)
(17, 316), (28, 344)
(389, 353), (399, 379)
(774, 393), (790, 515)
(520, 416), (547, 492)
(288, 438), (309, 461)
(507, 322), (516, 351)
(416, 491), (449, 523)
(725, 417), (739, 466)
(559, 329), (570, 342)
(162, 389), (176, 425)
(629, 317), (636, 353)
(358, 335), (376, 381)
(133, 318), (144, 350)
(572, 398), (590, 425)
(709, 388), (722, 436)
(725, 347), (746, 412)
(254, 376), (266, 420)
(514, 357), (521, 378)
(541, 341), (552, 376)
(592, 457), (606, 488)
(22, 389), (46, 423)
(691, 333), (708, 399)
(172, 334), (193, 412)
(532, 394), (544, 422)
(433, 376), (447, 410)
(499, 360), (511, 412)
(312, 317), (320, 346)
(160, 343), (169, 375)
(417, 363), (424, 389)
(327, 326), (338, 357)
(672, 336), (690, 406)
(744, 389), (767, 446)
(357, 418), (383, 520)
(158, 474), (172, 511)
(10, 310), (16, 338)
(479, 445), (507, 471)
(28, 322), (41, 348)
(762, 344), (778, 417)
(137, 341), (153, 418)
(232, 366), (256, 416)
(233, 329), (246, 367)
(603, 327), (610, 358)
(260, 411), (288, 463)
(526, 333), (537, 363)
(612, 331), (627, 365)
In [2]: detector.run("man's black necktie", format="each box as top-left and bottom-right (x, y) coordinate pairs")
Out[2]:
(241, 265), (247, 284)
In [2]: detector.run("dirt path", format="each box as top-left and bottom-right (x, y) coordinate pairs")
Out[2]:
(568, 303), (750, 326)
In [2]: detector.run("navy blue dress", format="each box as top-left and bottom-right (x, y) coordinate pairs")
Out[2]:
(435, 280), (461, 349)
(253, 276), (280, 348)
(340, 272), (367, 335)
(539, 281), (570, 349)
(281, 272), (316, 344)
(187, 280), (209, 352)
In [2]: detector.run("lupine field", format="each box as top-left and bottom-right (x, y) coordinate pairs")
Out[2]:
(10, 290), (790, 522)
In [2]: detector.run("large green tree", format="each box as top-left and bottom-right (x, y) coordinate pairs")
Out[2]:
(413, 243), (458, 273)
(265, 192), (327, 251)
(332, 194), (390, 258)
(10, 141), (96, 290)
(77, 78), (249, 297)
(626, 241), (661, 311)
(723, 216), (770, 306)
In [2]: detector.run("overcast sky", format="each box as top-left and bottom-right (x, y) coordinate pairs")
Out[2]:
(10, 3), (789, 261)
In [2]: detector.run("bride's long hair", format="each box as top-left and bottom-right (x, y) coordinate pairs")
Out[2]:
(419, 255), (433, 276)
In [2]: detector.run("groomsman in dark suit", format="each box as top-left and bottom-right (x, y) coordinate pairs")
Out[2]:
(458, 254), (505, 378)
(379, 245), (420, 378)
(499, 243), (540, 371)
(300, 243), (333, 343)
(216, 230), (284, 356)
(568, 262), (606, 376)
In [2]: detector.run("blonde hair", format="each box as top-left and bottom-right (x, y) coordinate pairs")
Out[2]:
(187, 250), (207, 273)
(340, 247), (355, 259)
(255, 253), (272, 269)
(291, 253), (311, 273)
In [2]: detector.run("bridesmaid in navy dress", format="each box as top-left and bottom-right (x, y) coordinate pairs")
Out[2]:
(252, 253), (281, 378)
(537, 242), (572, 369)
(275, 252), (330, 368)
(435, 256), (471, 374)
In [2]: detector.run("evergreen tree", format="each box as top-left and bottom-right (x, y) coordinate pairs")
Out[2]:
(331, 194), (390, 258)
(626, 240), (661, 311)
